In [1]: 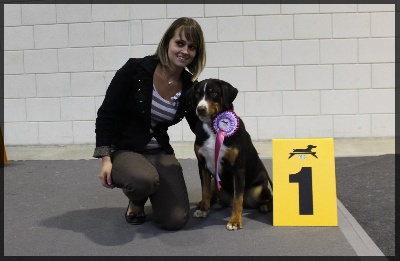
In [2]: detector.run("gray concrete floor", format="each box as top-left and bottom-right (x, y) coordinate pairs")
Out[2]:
(3, 138), (395, 257)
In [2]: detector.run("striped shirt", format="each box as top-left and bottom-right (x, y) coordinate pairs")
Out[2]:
(144, 84), (181, 149)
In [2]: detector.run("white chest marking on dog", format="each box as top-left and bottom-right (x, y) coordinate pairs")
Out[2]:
(198, 122), (227, 176)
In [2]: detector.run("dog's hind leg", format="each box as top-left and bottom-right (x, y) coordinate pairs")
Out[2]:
(263, 167), (273, 212)
(259, 178), (273, 212)
(257, 160), (273, 212)
(244, 179), (273, 213)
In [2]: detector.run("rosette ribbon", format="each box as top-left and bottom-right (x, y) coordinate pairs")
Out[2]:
(212, 110), (239, 190)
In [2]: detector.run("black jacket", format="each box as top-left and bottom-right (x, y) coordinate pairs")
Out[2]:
(93, 55), (198, 157)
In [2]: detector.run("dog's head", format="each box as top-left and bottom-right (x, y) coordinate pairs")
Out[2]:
(186, 78), (238, 123)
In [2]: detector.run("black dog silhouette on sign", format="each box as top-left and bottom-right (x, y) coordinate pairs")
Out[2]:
(289, 145), (318, 159)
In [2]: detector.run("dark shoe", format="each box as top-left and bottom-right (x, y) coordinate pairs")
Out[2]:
(125, 201), (146, 225)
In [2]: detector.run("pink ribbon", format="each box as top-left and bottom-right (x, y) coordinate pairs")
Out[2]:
(214, 130), (226, 190)
(212, 110), (239, 191)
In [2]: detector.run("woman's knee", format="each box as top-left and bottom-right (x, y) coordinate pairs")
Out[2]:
(154, 209), (189, 231)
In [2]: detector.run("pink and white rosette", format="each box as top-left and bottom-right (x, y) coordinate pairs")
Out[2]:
(212, 110), (239, 190)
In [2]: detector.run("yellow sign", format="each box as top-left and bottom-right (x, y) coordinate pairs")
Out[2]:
(272, 138), (337, 226)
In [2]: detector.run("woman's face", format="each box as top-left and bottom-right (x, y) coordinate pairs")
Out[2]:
(167, 29), (197, 70)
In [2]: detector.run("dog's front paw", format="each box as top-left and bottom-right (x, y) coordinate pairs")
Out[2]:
(226, 218), (242, 230)
(193, 209), (208, 218)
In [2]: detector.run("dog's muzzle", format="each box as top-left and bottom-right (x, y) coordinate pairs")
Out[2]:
(196, 105), (208, 117)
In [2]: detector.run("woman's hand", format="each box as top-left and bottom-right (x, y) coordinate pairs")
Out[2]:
(99, 156), (114, 189)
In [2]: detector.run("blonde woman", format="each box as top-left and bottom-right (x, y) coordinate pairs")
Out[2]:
(93, 17), (206, 230)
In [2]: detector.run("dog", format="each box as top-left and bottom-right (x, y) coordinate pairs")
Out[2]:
(186, 78), (273, 230)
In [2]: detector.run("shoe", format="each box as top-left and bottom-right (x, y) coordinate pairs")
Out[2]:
(125, 201), (146, 225)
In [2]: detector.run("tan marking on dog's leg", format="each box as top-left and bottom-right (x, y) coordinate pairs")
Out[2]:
(199, 178), (211, 211)
(223, 148), (239, 166)
(227, 192), (243, 230)
(194, 167), (212, 218)
(227, 174), (244, 230)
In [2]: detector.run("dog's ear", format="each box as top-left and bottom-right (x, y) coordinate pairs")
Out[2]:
(219, 80), (238, 110)
(185, 82), (196, 109)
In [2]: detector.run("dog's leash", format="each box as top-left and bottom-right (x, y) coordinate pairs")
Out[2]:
(212, 110), (239, 190)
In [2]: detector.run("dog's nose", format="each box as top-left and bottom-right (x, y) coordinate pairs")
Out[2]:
(196, 105), (207, 115)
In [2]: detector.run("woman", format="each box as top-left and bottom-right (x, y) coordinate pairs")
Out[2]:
(93, 17), (206, 230)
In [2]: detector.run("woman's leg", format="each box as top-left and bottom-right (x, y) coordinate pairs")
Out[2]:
(111, 150), (160, 207)
(143, 151), (190, 231)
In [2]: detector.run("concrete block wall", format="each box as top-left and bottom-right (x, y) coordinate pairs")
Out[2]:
(4, 4), (395, 146)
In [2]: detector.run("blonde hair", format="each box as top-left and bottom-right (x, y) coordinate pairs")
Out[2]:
(154, 17), (206, 82)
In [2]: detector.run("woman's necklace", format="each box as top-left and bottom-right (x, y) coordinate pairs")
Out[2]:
(157, 64), (180, 86)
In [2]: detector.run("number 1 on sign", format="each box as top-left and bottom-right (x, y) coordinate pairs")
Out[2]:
(289, 167), (313, 215)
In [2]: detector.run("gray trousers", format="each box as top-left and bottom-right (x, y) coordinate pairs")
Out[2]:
(111, 150), (190, 230)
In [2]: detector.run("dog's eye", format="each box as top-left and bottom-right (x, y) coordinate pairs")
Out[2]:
(195, 93), (200, 99)
(211, 93), (218, 98)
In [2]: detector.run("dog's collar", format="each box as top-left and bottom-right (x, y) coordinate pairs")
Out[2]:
(211, 110), (239, 138)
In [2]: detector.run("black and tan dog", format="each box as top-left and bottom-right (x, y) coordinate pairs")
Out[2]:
(187, 78), (273, 230)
